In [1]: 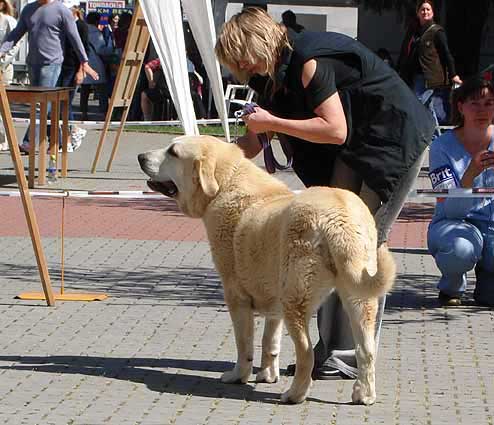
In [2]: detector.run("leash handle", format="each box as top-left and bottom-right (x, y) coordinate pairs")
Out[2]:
(236, 103), (293, 174)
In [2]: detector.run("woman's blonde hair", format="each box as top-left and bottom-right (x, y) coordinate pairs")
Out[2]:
(0, 0), (15, 17)
(215, 7), (291, 83)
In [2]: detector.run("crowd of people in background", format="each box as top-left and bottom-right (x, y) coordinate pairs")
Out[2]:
(0, 0), (466, 150)
(0, 1), (476, 142)
(0, 0), (209, 152)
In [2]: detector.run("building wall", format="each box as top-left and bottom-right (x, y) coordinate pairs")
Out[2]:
(357, 6), (406, 63)
(480, 5), (494, 72)
(224, 3), (358, 38)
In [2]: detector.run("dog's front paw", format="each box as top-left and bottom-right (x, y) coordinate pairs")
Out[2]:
(351, 380), (376, 405)
(256, 367), (279, 383)
(221, 367), (250, 384)
(280, 385), (309, 404)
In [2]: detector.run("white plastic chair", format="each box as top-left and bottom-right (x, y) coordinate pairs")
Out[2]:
(224, 84), (256, 116)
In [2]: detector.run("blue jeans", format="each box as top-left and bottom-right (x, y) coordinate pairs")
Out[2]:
(22, 63), (62, 146)
(428, 218), (494, 304)
(414, 75), (450, 132)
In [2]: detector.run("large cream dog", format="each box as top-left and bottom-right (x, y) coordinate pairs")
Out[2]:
(138, 135), (395, 405)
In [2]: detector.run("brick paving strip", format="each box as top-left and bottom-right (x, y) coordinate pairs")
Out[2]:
(0, 197), (433, 248)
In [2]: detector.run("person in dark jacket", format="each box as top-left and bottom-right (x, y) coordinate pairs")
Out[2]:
(397, 0), (462, 125)
(216, 7), (435, 381)
(59, 0), (91, 150)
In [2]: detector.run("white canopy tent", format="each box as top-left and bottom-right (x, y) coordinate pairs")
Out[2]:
(140, 0), (231, 142)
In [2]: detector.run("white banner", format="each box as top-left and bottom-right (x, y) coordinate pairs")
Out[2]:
(140, 0), (199, 136)
(182, 0), (230, 142)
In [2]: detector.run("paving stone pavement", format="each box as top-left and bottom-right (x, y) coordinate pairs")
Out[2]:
(0, 128), (493, 425)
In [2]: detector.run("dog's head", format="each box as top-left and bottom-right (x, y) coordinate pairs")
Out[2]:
(138, 135), (243, 218)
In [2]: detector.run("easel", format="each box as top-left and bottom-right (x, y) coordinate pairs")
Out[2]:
(91, 0), (150, 173)
(0, 82), (55, 306)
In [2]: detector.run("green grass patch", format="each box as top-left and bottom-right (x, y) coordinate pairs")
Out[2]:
(124, 123), (246, 138)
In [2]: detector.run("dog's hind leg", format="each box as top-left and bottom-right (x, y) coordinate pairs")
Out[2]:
(340, 294), (378, 405)
(221, 301), (254, 384)
(280, 309), (313, 404)
(256, 317), (283, 383)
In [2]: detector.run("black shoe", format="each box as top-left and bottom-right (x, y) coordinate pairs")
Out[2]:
(313, 366), (350, 380)
(18, 144), (30, 155)
(438, 291), (462, 306)
(285, 363), (296, 376)
(285, 363), (351, 380)
(474, 266), (494, 307)
(473, 294), (494, 307)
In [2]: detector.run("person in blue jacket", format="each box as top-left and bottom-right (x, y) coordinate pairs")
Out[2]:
(215, 7), (435, 381)
(428, 77), (494, 307)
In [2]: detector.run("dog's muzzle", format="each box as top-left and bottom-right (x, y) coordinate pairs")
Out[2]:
(147, 179), (178, 197)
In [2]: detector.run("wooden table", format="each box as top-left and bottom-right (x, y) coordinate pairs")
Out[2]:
(6, 86), (71, 188)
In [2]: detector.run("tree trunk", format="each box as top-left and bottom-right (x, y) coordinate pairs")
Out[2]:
(446, 0), (490, 78)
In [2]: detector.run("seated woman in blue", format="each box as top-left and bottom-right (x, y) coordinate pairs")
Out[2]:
(428, 77), (494, 307)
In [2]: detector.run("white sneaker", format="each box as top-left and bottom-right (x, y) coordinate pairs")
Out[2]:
(70, 127), (86, 151)
(72, 127), (87, 139)
(0, 141), (8, 151)
(71, 137), (82, 151)
(59, 144), (74, 153)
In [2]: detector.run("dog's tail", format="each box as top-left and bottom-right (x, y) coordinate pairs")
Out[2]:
(353, 243), (396, 299)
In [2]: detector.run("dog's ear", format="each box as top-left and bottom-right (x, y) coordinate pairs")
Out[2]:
(194, 155), (219, 198)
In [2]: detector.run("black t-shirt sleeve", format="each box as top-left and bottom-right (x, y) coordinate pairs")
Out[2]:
(304, 58), (337, 111)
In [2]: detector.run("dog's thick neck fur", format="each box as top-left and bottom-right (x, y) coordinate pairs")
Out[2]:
(199, 144), (292, 245)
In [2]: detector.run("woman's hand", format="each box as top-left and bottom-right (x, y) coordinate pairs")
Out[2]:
(473, 150), (494, 170)
(241, 106), (275, 134)
(451, 75), (463, 86)
(473, 150), (494, 174)
(461, 149), (494, 187)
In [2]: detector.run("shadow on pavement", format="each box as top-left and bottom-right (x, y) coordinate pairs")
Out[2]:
(0, 173), (20, 186)
(1, 262), (224, 307)
(386, 272), (491, 317)
(68, 197), (183, 214)
(4, 264), (486, 314)
(0, 355), (340, 405)
(396, 203), (435, 222)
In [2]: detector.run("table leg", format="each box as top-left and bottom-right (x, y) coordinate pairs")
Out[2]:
(61, 95), (69, 177)
(38, 101), (48, 186)
(28, 103), (36, 188)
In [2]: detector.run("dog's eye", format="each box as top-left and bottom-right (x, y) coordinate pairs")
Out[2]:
(168, 144), (179, 158)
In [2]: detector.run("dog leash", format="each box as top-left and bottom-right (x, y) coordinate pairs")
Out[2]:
(234, 103), (293, 174)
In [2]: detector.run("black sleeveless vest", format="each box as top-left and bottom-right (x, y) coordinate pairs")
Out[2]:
(252, 31), (435, 202)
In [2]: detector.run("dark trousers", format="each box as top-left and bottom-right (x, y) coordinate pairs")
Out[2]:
(80, 84), (109, 120)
